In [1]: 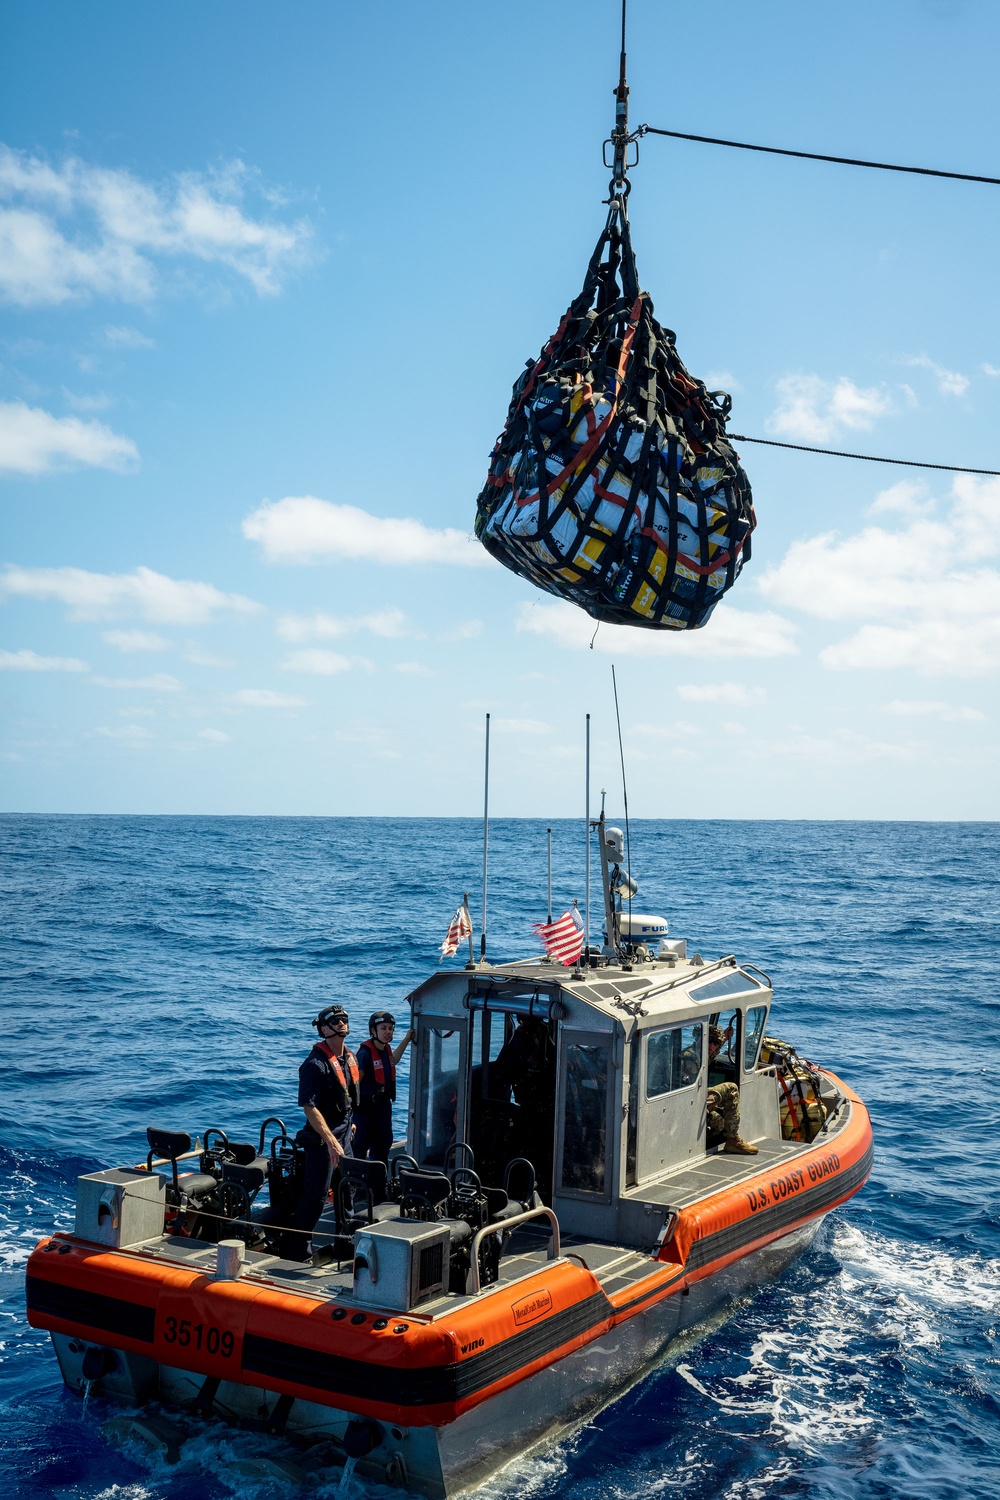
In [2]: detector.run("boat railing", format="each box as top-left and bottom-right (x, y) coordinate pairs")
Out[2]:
(467, 1206), (561, 1296)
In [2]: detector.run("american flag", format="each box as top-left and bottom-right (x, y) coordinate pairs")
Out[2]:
(440, 902), (473, 959)
(533, 905), (585, 966)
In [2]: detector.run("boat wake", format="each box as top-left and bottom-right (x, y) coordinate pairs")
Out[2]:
(480, 1215), (1000, 1500)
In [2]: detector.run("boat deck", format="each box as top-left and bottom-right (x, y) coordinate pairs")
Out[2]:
(129, 1101), (850, 1315)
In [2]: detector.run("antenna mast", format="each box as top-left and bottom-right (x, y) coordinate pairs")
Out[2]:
(584, 713), (591, 960)
(480, 712), (490, 961)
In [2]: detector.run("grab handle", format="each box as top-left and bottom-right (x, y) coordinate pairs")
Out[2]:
(467, 1206), (561, 1295)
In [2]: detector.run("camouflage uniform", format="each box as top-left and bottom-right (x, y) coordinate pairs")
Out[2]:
(706, 1082), (742, 1141)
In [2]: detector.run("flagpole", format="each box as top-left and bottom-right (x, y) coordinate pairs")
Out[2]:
(480, 713), (490, 962)
(547, 827), (552, 924)
(463, 890), (475, 967)
(584, 713), (591, 961)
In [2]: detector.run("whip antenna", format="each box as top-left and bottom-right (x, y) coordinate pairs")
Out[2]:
(611, 665), (633, 944)
(584, 713), (591, 960)
(481, 713), (490, 961)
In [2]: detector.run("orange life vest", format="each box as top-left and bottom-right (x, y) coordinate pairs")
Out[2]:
(315, 1041), (360, 1103)
(358, 1037), (395, 1102)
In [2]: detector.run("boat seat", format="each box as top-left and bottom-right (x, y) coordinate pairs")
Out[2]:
(397, 1169), (451, 1217)
(341, 1157), (388, 1205)
(176, 1172), (217, 1198)
(222, 1163), (265, 1201)
(503, 1157), (537, 1206)
(225, 1142), (259, 1167)
(483, 1186), (525, 1224)
(147, 1127), (191, 1163)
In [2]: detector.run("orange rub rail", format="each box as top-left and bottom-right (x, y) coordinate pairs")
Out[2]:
(26, 1080), (872, 1427)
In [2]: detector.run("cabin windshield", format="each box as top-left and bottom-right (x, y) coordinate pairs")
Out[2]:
(467, 1010), (557, 1200)
(417, 1024), (463, 1166)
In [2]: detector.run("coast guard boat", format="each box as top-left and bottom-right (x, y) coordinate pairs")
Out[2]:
(26, 816), (872, 1495)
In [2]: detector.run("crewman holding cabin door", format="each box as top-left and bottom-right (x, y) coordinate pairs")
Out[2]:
(706, 1024), (759, 1156)
(287, 1004), (360, 1258)
(353, 1010), (413, 1166)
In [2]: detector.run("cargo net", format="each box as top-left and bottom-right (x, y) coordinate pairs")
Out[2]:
(475, 200), (755, 630)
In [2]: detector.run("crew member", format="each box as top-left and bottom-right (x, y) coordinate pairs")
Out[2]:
(288, 1004), (360, 1258)
(353, 1010), (413, 1165)
(706, 1024), (758, 1155)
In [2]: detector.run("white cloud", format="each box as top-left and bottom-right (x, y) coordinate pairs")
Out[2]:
(0, 647), (88, 671)
(516, 601), (797, 660)
(983, 363), (1000, 378)
(634, 720), (703, 739)
(228, 688), (307, 708)
(883, 699), (986, 723)
(281, 649), (353, 676)
(868, 481), (935, 518)
(89, 672), (181, 691)
(61, 389), (113, 412)
(905, 354), (969, 397)
(1, 564), (259, 622)
(243, 496), (493, 567)
(491, 718), (553, 734)
(676, 682), (766, 706)
(197, 727), (230, 742)
(90, 723), (152, 743)
(102, 629), (170, 652)
(760, 474), (1000, 677)
(0, 146), (313, 306)
(183, 645), (234, 667)
(764, 728), (919, 766)
(444, 619), (484, 641)
(767, 374), (892, 443)
(105, 324), (154, 349)
(395, 661), (436, 677)
(820, 620), (1000, 677)
(276, 608), (409, 642)
(0, 399), (138, 474)
(704, 370), (742, 393)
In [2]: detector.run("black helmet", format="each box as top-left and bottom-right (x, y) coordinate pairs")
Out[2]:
(314, 1004), (349, 1031)
(368, 1010), (396, 1035)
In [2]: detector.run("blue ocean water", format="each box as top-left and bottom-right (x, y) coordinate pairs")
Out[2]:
(1, 815), (998, 1500)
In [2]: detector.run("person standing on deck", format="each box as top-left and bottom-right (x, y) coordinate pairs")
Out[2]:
(353, 1010), (413, 1166)
(287, 1004), (360, 1258)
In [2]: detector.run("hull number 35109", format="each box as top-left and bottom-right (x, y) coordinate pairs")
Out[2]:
(161, 1316), (234, 1357)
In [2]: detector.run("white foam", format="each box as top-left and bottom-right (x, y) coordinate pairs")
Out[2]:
(830, 1220), (1000, 1312)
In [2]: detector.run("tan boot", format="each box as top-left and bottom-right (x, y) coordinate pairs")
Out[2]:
(723, 1136), (759, 1155)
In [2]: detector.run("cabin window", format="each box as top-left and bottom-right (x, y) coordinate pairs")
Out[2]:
(418, 1025), (462, 1166)
(709, 1009), (740, 1074)
(561, 1042), (609, 1194)
(646, 1024), (703, 1098)
(744, 1006), (767, 1069)
(691, 969), (763, 1002)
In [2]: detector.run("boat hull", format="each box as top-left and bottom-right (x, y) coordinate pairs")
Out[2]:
(43, 1215), (823, 1495)
(28, 1083), (872, 1496)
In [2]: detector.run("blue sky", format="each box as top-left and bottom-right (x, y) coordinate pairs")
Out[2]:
(1, 0), (998, 818)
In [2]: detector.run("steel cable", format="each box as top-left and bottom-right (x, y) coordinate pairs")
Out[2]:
(634, 126), (1000, 186)
(727, 434), (1000, 476)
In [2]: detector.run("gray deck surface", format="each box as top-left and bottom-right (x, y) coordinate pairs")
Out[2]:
(132, 1103), (851, 1310)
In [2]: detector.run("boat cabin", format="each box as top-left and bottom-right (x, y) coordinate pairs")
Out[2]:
(405, 945), (777, 1250)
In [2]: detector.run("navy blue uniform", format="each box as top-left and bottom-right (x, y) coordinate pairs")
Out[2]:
(288, 1043), (360, 1255)
(352, 1038), (396, 1165)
